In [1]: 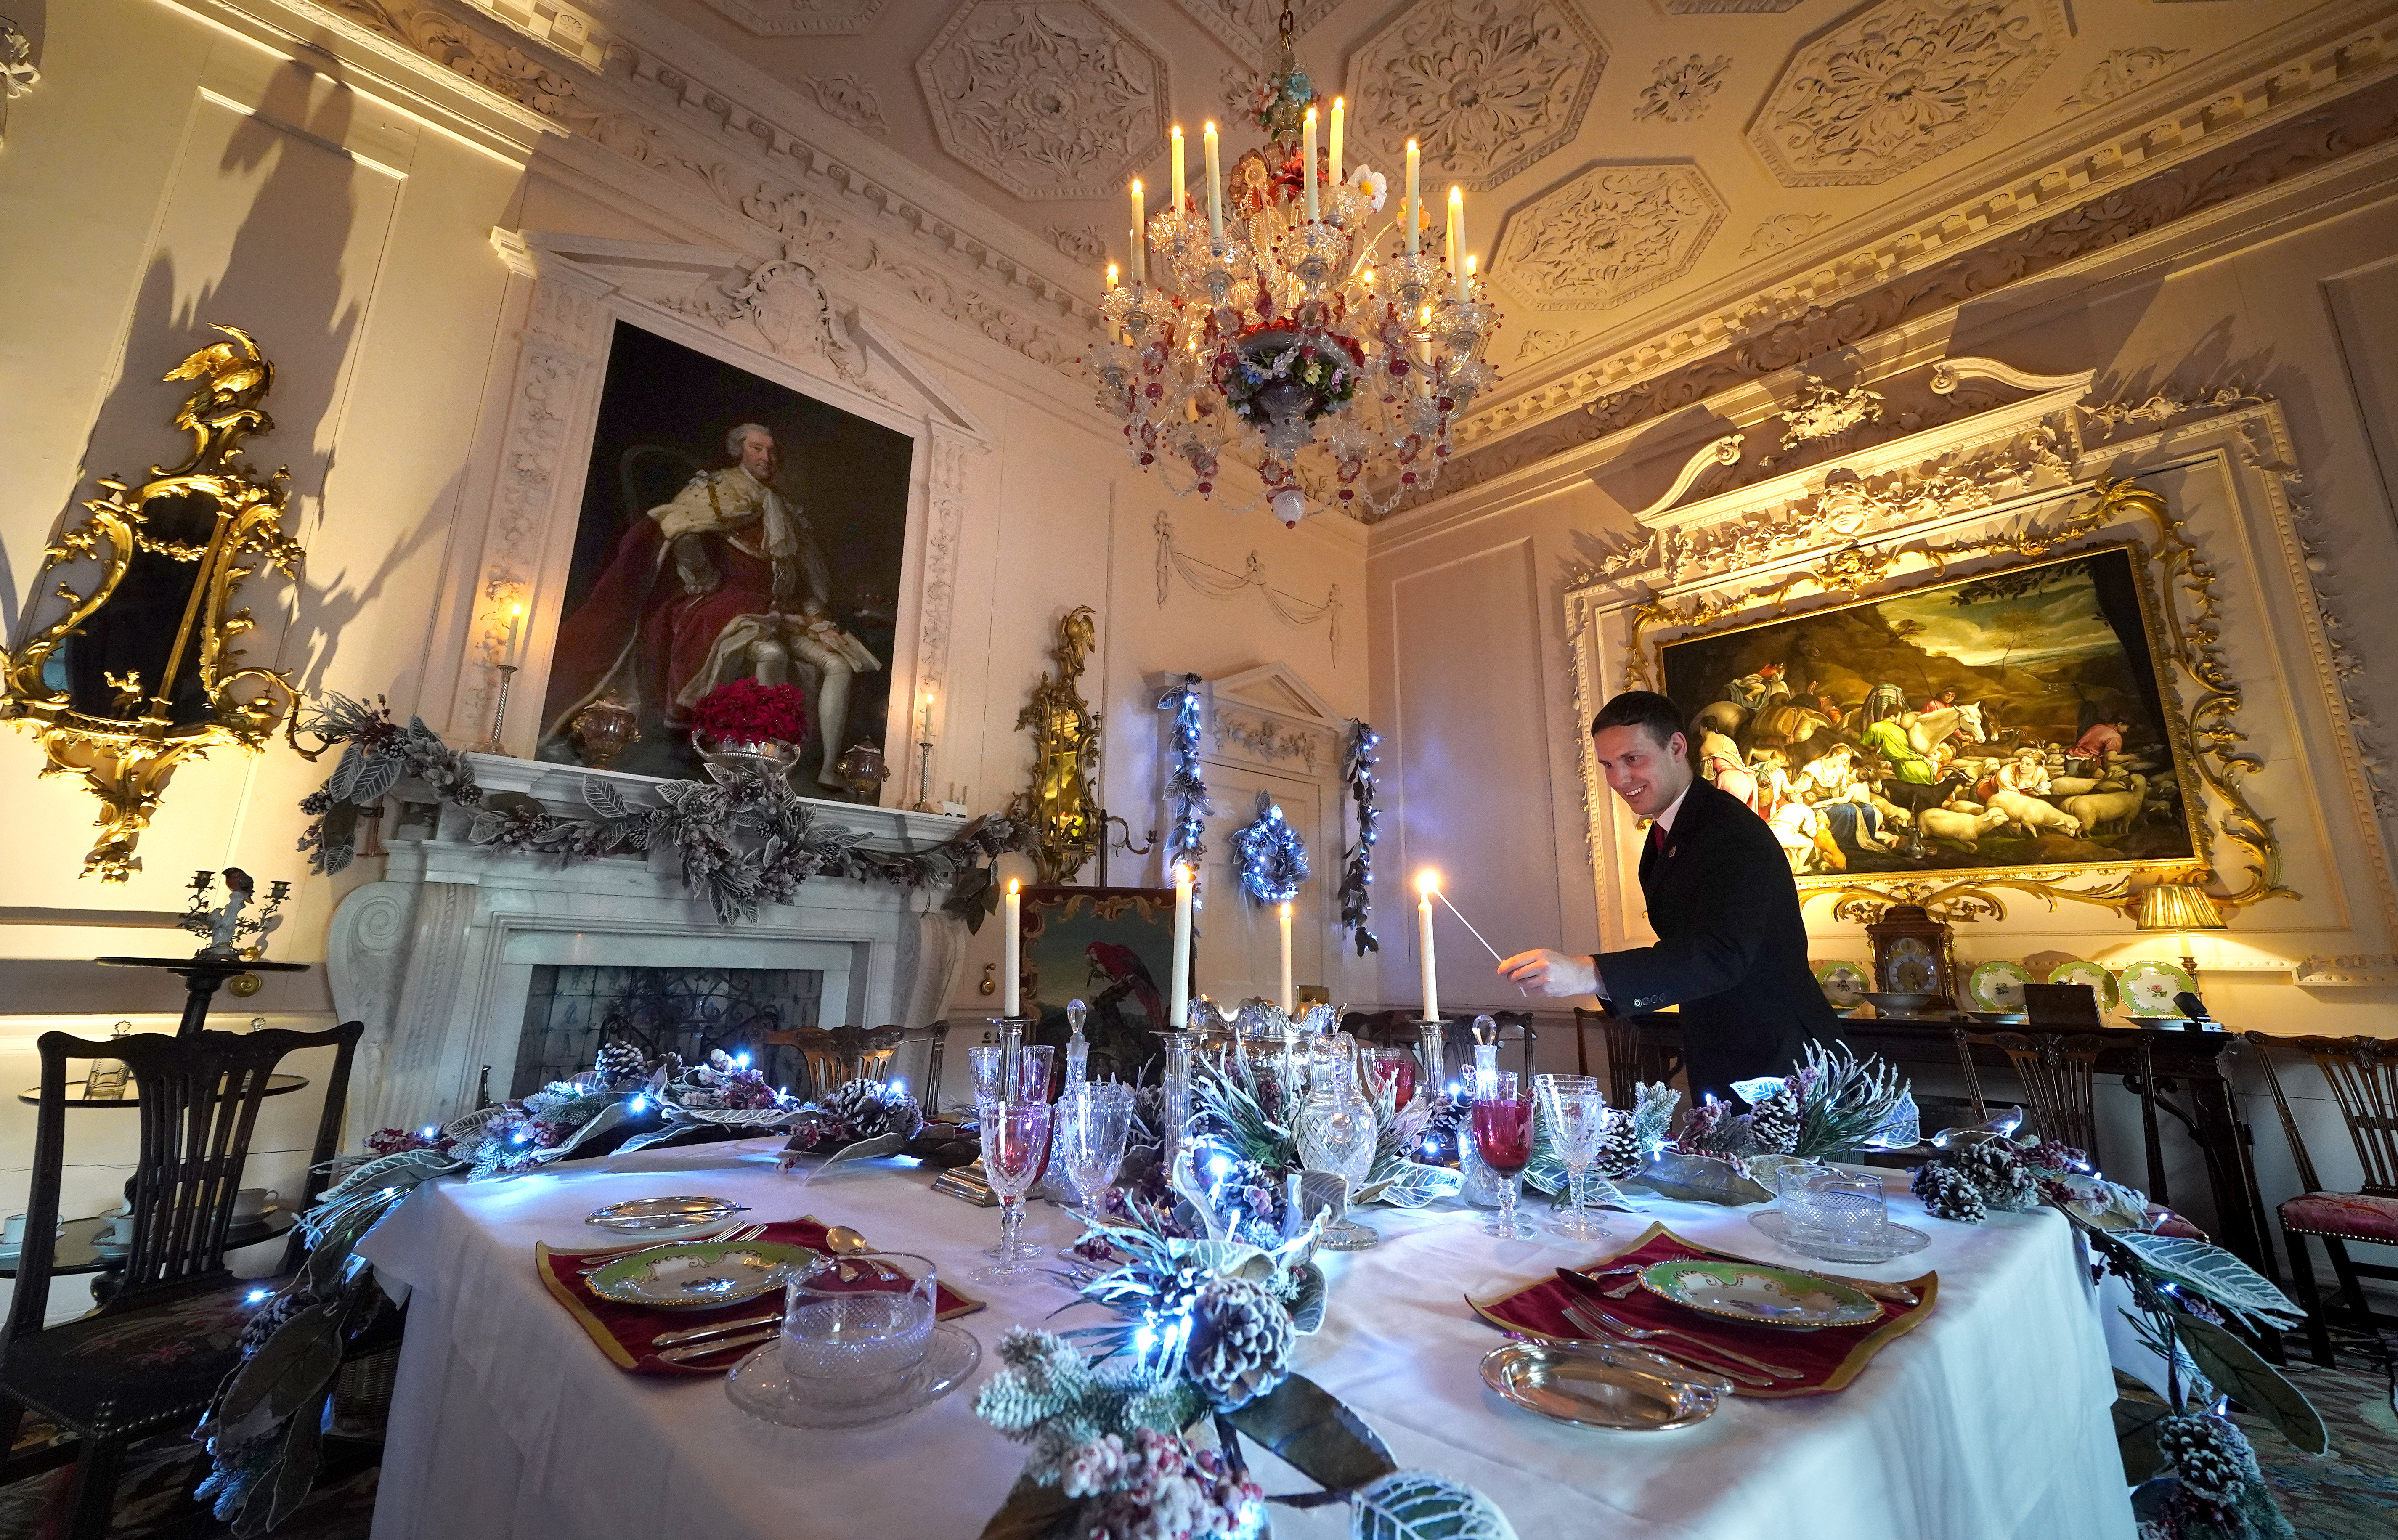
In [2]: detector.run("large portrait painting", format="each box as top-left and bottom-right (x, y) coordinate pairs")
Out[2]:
(1658, 544), (2201, 881)
(1020, 887), (1181, 1081)
(537, 322), (914, 794)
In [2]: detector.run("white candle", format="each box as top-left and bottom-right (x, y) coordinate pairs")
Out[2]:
(1303, 106), (1318, 221)
(1405, 140), (1420, 254)
(1464, 252), (1476, 303)
(1204, 122), (1222, 239)
(1329, 97), (1344, 189)
(504, 602), (523, 665)
(1129, 178), (1144, 283)
(1279, 901), (1294, 1013)
(1417, 871), (1440, 1023)
(1170, 124), (1185, 210)
(1169, 864), (1194, 1028)
(1447, 187), (1464, 300)
(1003, 877), (1022, 1018)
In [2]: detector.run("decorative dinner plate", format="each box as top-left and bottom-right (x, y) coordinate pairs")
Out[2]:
(1479, 1339), (1717, 1431)
(1748, 1209), (1932, 1266)
(2119, 960), (2199, 1018)
(585, 1240), (817, 1309)
(585, 1195), (750, 1231)
(1814, 961), (1870, 1009)
(726, 1322), (981, 1429)
(1966, 960), (2037, 1015)
(2046, 960), (2120, 1010)
(1639, 1258), (1881, 1328)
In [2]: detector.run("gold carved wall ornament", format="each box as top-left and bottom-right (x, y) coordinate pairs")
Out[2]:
(0, 326), (306, 880)
(1013, 605), (1102, 885)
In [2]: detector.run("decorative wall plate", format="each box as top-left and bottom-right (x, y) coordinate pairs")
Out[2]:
(1638, 1259), (1881, 1328)
(2119, 960), (2198, 1017)
(2045, 960), (2120, 1010)
(1814, 961), (1870, 1008)
(1966, 961), (2037, 1014)
(1478, 1339), (1717, 1430)
(586, 1240), (817, 1309)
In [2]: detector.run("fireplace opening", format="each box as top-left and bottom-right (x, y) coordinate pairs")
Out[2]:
(512, 965), (824, 1098)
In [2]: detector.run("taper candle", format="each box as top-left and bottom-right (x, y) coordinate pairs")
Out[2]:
(1170, 124), (1184, 209)
(1417, 871), (1440, 1023)
(1329, 96), (1344, 188)
(1405, 140), (1421, 254)
(1278, 901), (1294, 1014)
(505, 602), (523, 665)
(1204, 122), (1222, 239)
(1128, 178), (1144, 283)
(1169, 863), (1194, 1028)
(1303, 106), (1318, 221)
(1447, 187), (1464, 300)
(1003, 877), (1022, 1017)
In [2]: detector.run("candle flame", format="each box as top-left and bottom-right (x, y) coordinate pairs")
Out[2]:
(1106, 262), (1119, 286)
(1449, 185), (1462, 204)
(1466, 254), (1477, 275)
(1305, 105), (1316, 123)
(1407, 137), (1418, 152)
(1174, 862), (1192, 885)
(1417, 869), (1440, 897)
(1130, 177), (1142, 194)
(1171, 123), (1182, 139)
(1204, 119), (1216, 135)
(1334, 95), (1344, 110)
(1007, 877), (1020, 896)
(509, 602), (523, 618)
(1280, 901), (1292, 919)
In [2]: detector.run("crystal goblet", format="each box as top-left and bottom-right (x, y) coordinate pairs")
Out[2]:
(1471, 1071), (1537, 1241)
(1534, 1073), (1611, 1240)
(1057, 1081), (1135, 1216)
(969, 1099), (1053, 1286)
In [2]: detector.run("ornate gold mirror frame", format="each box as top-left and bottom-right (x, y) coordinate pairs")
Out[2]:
(1616, 477), (2292, 924)
(0, 325), (305, 880)
(1013, 605), (1101, 884)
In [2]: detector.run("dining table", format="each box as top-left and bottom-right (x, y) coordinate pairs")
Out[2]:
(358, 1139), (2136, 1540)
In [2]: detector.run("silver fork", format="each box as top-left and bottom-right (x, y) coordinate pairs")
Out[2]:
(1580, 1304), (1804, 1379)
(578, 1222), (768, 1276)
(1559, 1302), (1772, 1387)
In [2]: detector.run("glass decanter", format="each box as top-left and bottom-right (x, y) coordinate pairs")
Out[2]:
(1296, 1051), (1380, 1250)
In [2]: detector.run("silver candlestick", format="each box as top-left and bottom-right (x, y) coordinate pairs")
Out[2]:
(474, 663), (517, 755)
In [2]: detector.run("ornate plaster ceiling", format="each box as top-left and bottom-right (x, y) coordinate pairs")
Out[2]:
(602, 0), (2384, 469)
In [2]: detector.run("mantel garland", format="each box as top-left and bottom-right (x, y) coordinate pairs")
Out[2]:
(1156, 674), (1211, 879)
(1340, 721), (1381, 956)
(292, 694), (1032, 924)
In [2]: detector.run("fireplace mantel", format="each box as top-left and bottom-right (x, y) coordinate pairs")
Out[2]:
(328, 755), (973, 1134)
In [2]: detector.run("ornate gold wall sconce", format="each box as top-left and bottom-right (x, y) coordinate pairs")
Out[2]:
(1012, 605), (1101, 885)
(0, 325), (306, 880)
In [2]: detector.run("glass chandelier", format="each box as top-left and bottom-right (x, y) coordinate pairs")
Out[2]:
(1088, 12), (1500, 526)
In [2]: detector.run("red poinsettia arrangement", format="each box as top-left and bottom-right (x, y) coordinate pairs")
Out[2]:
(692, 678), (809, 749)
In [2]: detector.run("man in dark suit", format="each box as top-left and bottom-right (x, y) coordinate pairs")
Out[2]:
(1499, 690), (1835, 1101)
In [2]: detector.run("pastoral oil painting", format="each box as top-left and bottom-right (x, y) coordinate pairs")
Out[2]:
(1658, 544), (2199, 880)
(536, 322), (914, 795)
(1020, 887), (1180, 1082)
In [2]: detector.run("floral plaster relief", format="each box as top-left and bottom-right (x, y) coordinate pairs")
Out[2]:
(1748, 0), (2067, 186)
(692, 0), (885, 35)
(1495, 161), (1724, 310)
(915, 0), (1170, 201)
(1347, 0), (1608, 192)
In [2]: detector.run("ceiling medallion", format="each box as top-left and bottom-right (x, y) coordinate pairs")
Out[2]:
(1087, 8), (1501, 526)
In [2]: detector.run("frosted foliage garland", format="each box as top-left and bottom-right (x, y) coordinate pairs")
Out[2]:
(1157, 675), (1211, 877)
(1228, 790), (1308, 905)
(1341, 721), (1381, 956)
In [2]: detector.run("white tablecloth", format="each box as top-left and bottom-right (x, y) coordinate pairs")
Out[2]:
(360, 1142), (2135, 1540)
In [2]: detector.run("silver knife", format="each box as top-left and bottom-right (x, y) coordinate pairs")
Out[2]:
(653, 1311), (779, 1348)
(655, 1329), (775, 1365)
(1558, 1301), (1772, 1388)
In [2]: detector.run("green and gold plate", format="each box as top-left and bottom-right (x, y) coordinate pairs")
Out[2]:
(2046, 960), (2120, 1010)
(586, 1240), (818, 1309)
(1638, 1258), (1881, 1328)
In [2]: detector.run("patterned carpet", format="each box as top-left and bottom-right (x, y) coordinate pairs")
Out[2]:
(3, 1331), (2391, 1537)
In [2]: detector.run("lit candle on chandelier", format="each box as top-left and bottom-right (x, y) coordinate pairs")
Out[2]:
(1003, 877), (1022, 1018)
(1446, 186), (1463, 300)
(1170, 123), (1185, 210)
(1303, 105), (1318, 221)
(1106, 261), (1119, 289)
(1462, 252), (1476, 305)
(1329, 96), (1345, 189)
(1128, 178), (1145, 284)
(1204, 121), (1222, 239)
(1279, 901), (1294, 1014)
(1417, 870), (1440, 1023)
(1404, 139), (1420, 254)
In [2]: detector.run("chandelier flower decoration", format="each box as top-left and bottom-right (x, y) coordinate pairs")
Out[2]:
(1088, 12), (1500, 527)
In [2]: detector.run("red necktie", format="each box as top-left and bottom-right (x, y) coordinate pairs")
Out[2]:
(1649, 822), (1665, 856)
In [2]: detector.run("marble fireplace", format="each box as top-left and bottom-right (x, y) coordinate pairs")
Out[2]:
(324, 753), (970, 1135)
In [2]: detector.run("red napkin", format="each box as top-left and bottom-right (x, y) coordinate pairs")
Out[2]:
(536, 1217), (982, 1376)
(1468, 1221), (1936, 1397)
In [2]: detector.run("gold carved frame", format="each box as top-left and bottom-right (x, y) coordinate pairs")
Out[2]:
(1621, 478), (2292, 922)
(0, 325), (305, 880)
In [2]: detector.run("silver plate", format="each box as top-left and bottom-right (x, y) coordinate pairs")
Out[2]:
(726, 1322), (981, 1429)
(585, 1195), (748, 1231)
(1479, 1340), (1718, 1430)
(1748, 1209), (1932, 1265)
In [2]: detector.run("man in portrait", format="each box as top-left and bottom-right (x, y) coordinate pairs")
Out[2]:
(544, 422), (880, 788)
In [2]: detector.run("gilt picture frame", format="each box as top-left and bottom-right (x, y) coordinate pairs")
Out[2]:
(1654, 541), (2210, 894)
(1019, 886), (1182, 1081)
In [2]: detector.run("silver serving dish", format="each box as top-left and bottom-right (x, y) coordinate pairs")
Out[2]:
(585, 1195), (749, 1231)
(1479, 1339), (1718, 1430)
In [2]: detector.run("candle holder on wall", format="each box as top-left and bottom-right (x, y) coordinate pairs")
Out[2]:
(471, 663), (517, 755)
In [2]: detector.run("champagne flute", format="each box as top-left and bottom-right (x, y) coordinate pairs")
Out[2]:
(1470, 1070), (1536, 1241)
(970, 1098), (1053, 1285)
(1535, 1073), (1611, 1240)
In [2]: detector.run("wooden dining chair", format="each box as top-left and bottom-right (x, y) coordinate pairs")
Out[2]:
(0, 1021), (362, 1537)
(2244, 1032), (2398, 1366)
(1991, 1031), (2106, 1155)
(1573, 1007), (1684, 1109)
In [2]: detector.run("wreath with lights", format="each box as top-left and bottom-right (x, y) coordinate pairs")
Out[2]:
(1227, 790), (1308, 905)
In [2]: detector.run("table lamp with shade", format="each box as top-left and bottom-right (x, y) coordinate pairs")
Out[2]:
(2137, 880), (2226, 976)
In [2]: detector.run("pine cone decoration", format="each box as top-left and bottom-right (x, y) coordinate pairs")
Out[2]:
(593, 1039), (646, 1089)
(1183, 1275), (1294, 1410)
(2154, 1413), (2257, 1508)
(1595, 1109), (1645, 1179)
(1948, 1141), (2040, 1212)
(1747, 1084), (1801, 1156)
(1912, 1160), (1987, 1222)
